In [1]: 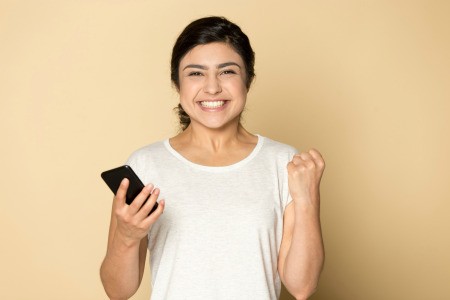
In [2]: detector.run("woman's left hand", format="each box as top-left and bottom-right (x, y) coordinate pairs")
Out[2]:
(287, 149), (325, 208)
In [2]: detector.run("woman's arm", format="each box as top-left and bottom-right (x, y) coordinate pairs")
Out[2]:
(278, 149), (325, 300)
(100, 179), (165, 299)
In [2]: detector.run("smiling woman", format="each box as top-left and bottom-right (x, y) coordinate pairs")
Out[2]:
(171, 16), (256, 131)
(100, 16), (325, 300)
(177, 42), (248, 131)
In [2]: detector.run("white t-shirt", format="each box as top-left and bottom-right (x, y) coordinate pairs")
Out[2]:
(126, 135), (297, 300)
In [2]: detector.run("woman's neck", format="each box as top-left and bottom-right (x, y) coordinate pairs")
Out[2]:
(176, 121), (254, 152)
(169, 122), (258, 166)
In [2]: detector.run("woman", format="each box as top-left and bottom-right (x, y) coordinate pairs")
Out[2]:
(100, 16), (325, 300)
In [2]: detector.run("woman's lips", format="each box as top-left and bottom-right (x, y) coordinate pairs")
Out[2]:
(200, 100), (225, 108)
(198, 100), (228, 111)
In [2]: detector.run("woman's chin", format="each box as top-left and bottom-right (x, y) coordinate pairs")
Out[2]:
(191, 118), (240, 131)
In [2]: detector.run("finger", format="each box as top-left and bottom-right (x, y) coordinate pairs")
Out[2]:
(308, 148), (323, 160)
(292, 152), (312, 166)
(292, 154), (303, 165)
(309, 149), (325, 168)
(299, 152), (314, 161)
(115, 178), (129, 207)
(142, 199), (165, 226)
(295, 152), (316, 170)
(287, 161), (297, 173)
(128, 184), (154, 214)
(136, 187), (160, 219)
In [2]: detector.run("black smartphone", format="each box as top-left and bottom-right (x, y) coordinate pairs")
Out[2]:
(101, 165), (158, 214)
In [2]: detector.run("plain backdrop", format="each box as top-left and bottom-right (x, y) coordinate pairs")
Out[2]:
(1, 1), (449, 299)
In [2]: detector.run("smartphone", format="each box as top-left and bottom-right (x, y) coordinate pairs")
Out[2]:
(101, 165), (158, 214)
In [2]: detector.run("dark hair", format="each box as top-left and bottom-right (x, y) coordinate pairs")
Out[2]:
(171, 16), (255, 130)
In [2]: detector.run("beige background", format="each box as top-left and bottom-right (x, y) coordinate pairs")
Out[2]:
(1, 1), (449, 299)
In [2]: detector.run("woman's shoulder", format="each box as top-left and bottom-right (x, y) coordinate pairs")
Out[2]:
(259, 135), (298, 156)
(126, 139), (167, 163)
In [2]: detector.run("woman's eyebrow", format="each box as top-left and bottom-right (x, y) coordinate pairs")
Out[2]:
(183, 64), (207, 70)
(218, 62), (241, 69)
(183, 62), (241, 71)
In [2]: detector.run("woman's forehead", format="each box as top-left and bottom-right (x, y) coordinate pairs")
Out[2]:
(180, 42), (244, 67)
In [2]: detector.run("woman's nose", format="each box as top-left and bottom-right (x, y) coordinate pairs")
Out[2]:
(203, 75), (222, 94)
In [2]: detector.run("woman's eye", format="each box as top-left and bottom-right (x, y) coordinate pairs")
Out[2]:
(222, 70), (236, 75)
(188, 71), (202, 76)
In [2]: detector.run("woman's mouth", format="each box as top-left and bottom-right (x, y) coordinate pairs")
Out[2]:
(199, 100), (226, 108)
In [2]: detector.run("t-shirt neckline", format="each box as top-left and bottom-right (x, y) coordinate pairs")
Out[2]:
(163, 134), (264, 172)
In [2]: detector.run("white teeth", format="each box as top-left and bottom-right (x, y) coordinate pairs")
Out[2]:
(200, 100), (225, 108)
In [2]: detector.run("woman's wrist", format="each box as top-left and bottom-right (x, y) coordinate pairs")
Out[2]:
(111, 231), (142, 252)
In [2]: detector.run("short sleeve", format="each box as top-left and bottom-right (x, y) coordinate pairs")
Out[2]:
(125, 148), (148, 184)
(281, 146), (298, 211)
(123, 143), (163, 187)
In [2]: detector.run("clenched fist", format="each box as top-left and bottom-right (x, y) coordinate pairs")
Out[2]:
(287, 149), (325, 207)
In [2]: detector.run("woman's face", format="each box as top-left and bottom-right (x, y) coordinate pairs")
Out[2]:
(178, 42), (248, 130)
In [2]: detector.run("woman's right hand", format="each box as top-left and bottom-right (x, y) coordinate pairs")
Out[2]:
(101, 178), (164, 298)
(113, 178), (165, 246)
